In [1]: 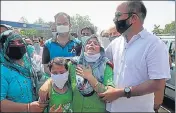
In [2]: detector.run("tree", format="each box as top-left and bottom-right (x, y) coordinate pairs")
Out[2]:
(20, 29), (38, 37)
(19, 17), (29, 23)
(152, 24), (164, 34)
(163, 21), (175, 35)
(152, 21), (175, 35)
(34, 17), (46, 25)
(70, 14), (97, 36)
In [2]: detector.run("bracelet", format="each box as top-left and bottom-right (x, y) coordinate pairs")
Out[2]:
(27, 103), (30, 113)
(93, 81), (99, 89)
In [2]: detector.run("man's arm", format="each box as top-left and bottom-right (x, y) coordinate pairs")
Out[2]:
(42, 45), (50, 75)
(99, 39), (170, 102)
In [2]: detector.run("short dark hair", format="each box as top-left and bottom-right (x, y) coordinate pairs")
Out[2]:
(48, 57), (68, 72)
(54, 12), (70, 24)
(126, 1), (147, 22)
(81, 27), (95, 35)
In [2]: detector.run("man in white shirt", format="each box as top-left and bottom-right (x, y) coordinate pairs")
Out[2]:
(98, 1), (170, 112)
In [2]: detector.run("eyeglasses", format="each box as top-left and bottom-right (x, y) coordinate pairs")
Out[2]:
(113, 11), (137, 22)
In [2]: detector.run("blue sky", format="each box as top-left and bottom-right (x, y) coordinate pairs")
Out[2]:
(1, 1), (175, 33)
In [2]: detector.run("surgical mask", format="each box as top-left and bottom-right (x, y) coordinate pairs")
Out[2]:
(84, 52), (101, 62)
(6, 46), (26, 60)
(56, 25), (69, 33)
(114, 16), (132, 34)
(51, 71), (69, 89)
(80, 36), (90, 44)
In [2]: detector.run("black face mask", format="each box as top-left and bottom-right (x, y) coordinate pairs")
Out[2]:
(6, 46), (26, 60)
(115, 16), (132, 34)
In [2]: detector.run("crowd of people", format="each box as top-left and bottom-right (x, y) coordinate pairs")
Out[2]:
(0, 1), (171, 112)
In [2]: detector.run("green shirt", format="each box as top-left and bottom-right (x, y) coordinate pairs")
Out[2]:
(68, 62), (114, 112)
(49, 83), (73, 112)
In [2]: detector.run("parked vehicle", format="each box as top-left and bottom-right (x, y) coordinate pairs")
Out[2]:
(158, 34), (175, 101)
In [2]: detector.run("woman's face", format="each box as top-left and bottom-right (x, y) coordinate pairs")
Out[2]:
(51, 64), (67, 75)
(85, 38), (100, 55)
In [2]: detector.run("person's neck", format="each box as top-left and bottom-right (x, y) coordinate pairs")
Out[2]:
(14, 59), (24, 66)
(124, 26), (144, 43)
(57, 35), (69, 46)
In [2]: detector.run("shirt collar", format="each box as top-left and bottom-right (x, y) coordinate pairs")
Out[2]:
(138, 29), (147, 39)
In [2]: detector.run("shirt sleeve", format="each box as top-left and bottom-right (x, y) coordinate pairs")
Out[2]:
(42, 45), (50, 64)
(105, 42), (113, 62)
(75, 43), (82, 56)
(103, 64), (114, 87)
(1, 72), (8, 101)
(146, 40), (171, 80)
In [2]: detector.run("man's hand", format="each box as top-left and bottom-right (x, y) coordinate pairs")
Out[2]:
(29, 101), (48, 112)
(154, 104), (161, 113)
(98, 86), (124, 103)
(50, 104), (63, 113)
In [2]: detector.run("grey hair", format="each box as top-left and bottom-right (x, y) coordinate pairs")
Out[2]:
(126, 1), (147, 23)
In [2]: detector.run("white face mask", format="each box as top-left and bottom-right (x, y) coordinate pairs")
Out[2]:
(80, 36), (90, 44)
(51, 71), (69, 89)
(84, 52), (101, 62)
(33, 43), (40, 48)
(56, 25), (69, 33)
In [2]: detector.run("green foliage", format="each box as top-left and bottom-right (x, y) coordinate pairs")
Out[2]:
(70, 14), (97, 35)
(163, 21), (175, 35)
(152, 21), (175, 35)
(20, 29), (38, 37)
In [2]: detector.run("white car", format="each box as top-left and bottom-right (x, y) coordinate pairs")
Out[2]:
(159, 35), (175, 101)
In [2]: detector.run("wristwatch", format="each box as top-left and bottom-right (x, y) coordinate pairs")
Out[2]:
(124, 87), (131, 98)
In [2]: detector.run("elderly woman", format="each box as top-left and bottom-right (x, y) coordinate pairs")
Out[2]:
(39, 34), (114, 112)
(0, 30), (47, 112)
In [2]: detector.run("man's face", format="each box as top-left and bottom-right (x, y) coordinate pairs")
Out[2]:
(0, 26), (8, 34)
(55, 15), (70, 27)
(33, 38), (39, 43)
(81, 29), (92, 36)
(55, 15), (71, 37)
(116, 3), (129, 21)
(115, 3), (134, 35)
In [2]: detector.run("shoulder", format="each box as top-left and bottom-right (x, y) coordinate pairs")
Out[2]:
(106, 36), (123, 51)
(70, 39), (81, 46)
(44, 38), (53, 46)
(106, 61), (114, 69)
(1, 64), (18, 80)
(143, 31), (166, 50)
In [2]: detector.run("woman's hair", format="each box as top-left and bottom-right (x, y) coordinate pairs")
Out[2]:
(87, 34), (101, 46)
(48, 57), (68, 72)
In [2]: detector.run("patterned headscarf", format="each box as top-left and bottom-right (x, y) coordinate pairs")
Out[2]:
(74, 34), (110, 96)
(0, 30), (38, 100)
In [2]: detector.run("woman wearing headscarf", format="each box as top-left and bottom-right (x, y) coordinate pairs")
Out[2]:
(0, 30), (47, 112)
(39, 34), (114, 112)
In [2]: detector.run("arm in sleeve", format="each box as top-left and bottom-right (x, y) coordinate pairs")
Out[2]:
(146, 40), (171, 80)
(103, 64), (114, 87)
(1, 73), (8, 101)
(105, 42), (113, 62)
(75, 42), (82, 56)
(42, 45), (50, 64)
